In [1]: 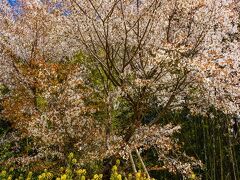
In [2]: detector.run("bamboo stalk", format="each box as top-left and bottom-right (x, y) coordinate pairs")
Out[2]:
(218, 128), (224, 180)
(135, 147), (150, 179)
(202, 118), (208, 179)
(213, 118), (216, 180)
(232, 145), (240, 180)
(228, 133), (237, 180)
(129, 151), (137, 174)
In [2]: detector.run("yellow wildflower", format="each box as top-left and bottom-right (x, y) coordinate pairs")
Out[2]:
(72, 158), (77, 164)
(1, 170), (7, 177)
(112, 165), (117, 172)
(93, 174), (99, 179)
(61, 174), (67, 180)
(191, 173), (196, 179)
(60, 167), (64, 172)
(117, 174), (122, 180)
(47, 172), (53, 179)
(82, 169), (86, 175)
(116, 159), (120, 166)
(136, 172), (141, 178)
(68, 152), (74, 159)
(76, 169), (83, 175)
(41, 173), (46, 178)
(27, 172), (33, 178)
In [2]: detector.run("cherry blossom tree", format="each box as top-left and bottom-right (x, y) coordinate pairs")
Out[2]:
(0, 0), (102, 166)
(0, 0), (239, 177)
(67, 0), (239, 176)
(68, 0), (239, 118)
(65, 0), (239, 136)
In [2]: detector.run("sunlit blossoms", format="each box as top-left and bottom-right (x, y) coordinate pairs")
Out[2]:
(0, 0), (239, 178)
(67, 0), (240, 115)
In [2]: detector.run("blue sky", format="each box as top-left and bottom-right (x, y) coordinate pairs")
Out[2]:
(5, 0), (71, 16)
(7, 0), (19, 6)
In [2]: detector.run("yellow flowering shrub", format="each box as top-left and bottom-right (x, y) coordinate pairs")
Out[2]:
(0, 153), (161, 180)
